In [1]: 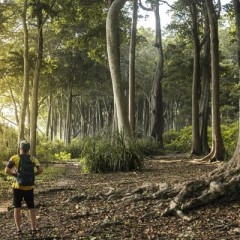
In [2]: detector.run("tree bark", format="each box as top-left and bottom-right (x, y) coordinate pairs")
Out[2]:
(199, 9), (211, 154)
(65, 80), (73, 145)
(46, 94), (52, 139)
(128, 0), (138, 134)
(150, 0), (164, 146)
(190, 2), (201, 155)
(30, 0), (43, 156)
(19, 0), (29, 142)
(106, 0), (132, 138)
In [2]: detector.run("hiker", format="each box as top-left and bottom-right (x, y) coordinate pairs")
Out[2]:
(5, 139), (43, 236)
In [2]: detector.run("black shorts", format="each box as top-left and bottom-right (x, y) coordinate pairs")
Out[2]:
(13, 188), (34, 209)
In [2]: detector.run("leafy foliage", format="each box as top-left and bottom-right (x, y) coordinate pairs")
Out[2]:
(36, 138), (66, 162)
(163, 123), (238, 158)
(0, 124), (18, 162)
(163, 126), (192, 153)
(221, 122), (238, 159)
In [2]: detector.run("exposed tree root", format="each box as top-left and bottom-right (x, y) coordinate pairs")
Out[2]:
(162, 163), (240, 219)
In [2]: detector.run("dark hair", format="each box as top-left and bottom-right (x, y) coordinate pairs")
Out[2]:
(19, 139), (30, 153)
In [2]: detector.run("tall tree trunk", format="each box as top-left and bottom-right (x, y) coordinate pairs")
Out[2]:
(150, 0), (164, 146)
(30, 0), (43, 156)
(199, 10), (211, 154)
(202, 0), (225, 161)
(190, 2), (201, 155)
(65, 81), (73, 145)
(106, 0), (132, 138)
(46, 94), (52, 139)
(229, 0), (240, 168)
(143, 98), (149, 136)
(128, 0), (138, 134)
(19, 0), (29, 142)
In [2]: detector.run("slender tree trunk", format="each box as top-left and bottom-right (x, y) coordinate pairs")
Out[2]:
(150, 0), (164, 146)
(190, 2), (201, 155)
(199, 11), (211, 154)
(143, 97), (150, 136)
(19, 0), (29, 142)
(129, 0), (138, 134)
(30, 0), (43, 156)
(65, 80), (73, 145)
(46, 94), (52, 139)
(5, 80), (19, 126)
(106, 0), (132, 138)
(202, 0), (225, 161)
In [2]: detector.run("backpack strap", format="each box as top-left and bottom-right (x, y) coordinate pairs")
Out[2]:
(18, 154), (22, 172)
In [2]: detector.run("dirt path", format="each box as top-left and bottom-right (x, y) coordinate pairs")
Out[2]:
(1, 156), (240, 239)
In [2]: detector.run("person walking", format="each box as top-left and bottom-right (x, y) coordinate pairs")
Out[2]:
(5, 139), (43, 236)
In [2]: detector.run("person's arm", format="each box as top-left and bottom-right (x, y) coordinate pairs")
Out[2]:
(35, 165), (43, 175)
(5, 166), (17, 177)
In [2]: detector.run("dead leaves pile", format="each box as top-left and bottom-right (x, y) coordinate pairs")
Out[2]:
(1, 156), (240, 239)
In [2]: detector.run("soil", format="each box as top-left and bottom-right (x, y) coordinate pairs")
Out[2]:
(1, 155), (240, 240)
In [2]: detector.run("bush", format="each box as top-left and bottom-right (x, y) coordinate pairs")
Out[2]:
(36, 138), (66, 161)
(79, 135), (144, 173)
(221, 122), (238, 159)
(163, 126), (192, 153)
(135, 137), (162, 156)
(163, 123), (238, 158)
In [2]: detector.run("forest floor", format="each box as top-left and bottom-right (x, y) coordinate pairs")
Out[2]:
(1, 155), (240, 240)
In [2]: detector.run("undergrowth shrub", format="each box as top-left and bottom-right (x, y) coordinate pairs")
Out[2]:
(163, 122), (238, 159)
(135, 137), (162, 156)
(79, 135), (144, 173)
(163, 126), (192, 153)
(36, 138), (66, 161)
(221, 122), (238, 159)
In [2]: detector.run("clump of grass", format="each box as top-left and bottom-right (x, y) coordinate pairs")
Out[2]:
(79, 134), (144, 174)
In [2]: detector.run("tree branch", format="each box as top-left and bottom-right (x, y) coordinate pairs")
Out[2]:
(139, 0), (153, 11)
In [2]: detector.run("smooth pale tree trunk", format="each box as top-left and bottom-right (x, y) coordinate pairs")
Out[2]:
(190, 2), (201, 155)
(30, 0), (43, 156)
(106, 0), (132, 138)
(19, 0), (29, 142)
(128, 0), (138, 134)
(201, 0), (225, 161)
(199, 10), (211, 154)
(150, 0), (164, 146)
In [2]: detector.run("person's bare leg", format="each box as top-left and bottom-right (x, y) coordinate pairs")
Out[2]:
(28, 208), (36, 230)
(14, 208), (21, 231)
